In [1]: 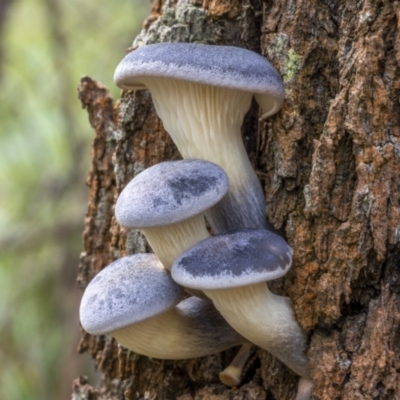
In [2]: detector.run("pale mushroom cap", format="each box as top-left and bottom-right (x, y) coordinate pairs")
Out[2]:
(79, 254), (184, 335)
(115, 159), (229, 228)
(114, 43), (284, 117)
(172, 229), (293, 290)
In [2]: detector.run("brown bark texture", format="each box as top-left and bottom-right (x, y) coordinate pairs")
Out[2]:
(73, 1), (400, 399)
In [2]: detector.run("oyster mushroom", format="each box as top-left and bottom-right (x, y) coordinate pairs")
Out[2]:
(172, 229), (312, 398)
(80, 254), (246, 359)
(114, 43), (285, 232)
(115, 159), (228, 271)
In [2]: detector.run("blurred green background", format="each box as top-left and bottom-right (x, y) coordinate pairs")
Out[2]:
(0, 0), (150, 398)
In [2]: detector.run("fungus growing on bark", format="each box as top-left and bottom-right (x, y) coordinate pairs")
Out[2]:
(115, 159), (228, 270)
(114, 43), (285, 232)
(219, 343), (254, 387)
(79, 254), (246, 359)
(172, 229), (311, 396)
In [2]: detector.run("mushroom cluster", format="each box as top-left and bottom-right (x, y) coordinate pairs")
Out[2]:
(79, 43), (312, 399)
(80, 160), (248, 359)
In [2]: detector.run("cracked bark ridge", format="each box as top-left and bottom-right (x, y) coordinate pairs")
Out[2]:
(261, 1), (400, 399)
(77, 76), (118, 290)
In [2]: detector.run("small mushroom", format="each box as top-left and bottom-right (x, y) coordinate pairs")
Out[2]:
(115, 159), (228, 270)
(80, 254), (246, 359)
(114, 43), (285, 232)
(219, 343), (254, 387)
(171, 229), (311, 392)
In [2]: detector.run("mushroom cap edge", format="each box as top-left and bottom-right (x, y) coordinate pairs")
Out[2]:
(114, 43), (285, 117)
(80, 254), (184, 335)
(115, 159), (229, 229)
(171, 228), (293, 290)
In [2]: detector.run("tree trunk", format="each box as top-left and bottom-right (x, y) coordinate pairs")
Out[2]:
(73, 1), (400, 399)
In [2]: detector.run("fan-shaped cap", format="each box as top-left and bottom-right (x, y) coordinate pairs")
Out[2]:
(80, 254), (184, 335)
(114, 43), (285, 118)
(115, 159), (229, 228)
(172, 229), (292, 290)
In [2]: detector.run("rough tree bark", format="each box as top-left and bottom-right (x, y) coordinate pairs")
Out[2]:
(73, 1), (400, 399)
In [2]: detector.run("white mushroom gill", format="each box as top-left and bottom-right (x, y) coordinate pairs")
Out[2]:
(112, 308), (199, 359)
(204, 283), (310, 378)
(112, 297), (245, 360)
(140, 77), (267, 232)
(143, 215), (210, 270)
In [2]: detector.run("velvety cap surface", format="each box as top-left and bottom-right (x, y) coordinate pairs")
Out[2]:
(172, 229), (292, 289)
(115, 159), (229, 228)
(114, 43), (284, 112)
(80, 254), (184, 335)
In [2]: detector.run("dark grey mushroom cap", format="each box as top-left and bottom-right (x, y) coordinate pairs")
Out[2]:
(114, 43), (284, 117)
(115, 159), (229, 228)
(79, 254), (184, 335)
(171, 229), (293, 290)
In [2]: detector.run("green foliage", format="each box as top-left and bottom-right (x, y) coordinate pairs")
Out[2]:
(0, 0), (149, 398)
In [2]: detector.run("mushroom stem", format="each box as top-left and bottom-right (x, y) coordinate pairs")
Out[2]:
(141, 77), (267, 232)
(295, 377), (314, 400)
(219, 343), (253, 387)
(112, 297), (245, 360)
(143, 215), (210, 270)
(204, 283), (310, 378)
